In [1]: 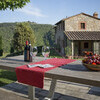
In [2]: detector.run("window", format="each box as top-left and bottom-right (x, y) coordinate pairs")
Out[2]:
(84, 42), (88, 48)
(80, 23), (86, 29)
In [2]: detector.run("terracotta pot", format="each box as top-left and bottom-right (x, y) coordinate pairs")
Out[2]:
(68, 56), (72, 59)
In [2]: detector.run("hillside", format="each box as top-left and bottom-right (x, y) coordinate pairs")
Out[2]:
(30, 22), (55, 46)
(0, 22), (55, 53)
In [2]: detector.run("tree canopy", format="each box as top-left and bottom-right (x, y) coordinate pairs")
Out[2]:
(0, 22), (55, 53)
(13, 22), (35, 52)
(0, 36), (2, 49)
(0, 0), (30, 10)
(0, 36), (3, 56)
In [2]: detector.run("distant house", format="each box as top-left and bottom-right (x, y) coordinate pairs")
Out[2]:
(55, 12), (100, 58)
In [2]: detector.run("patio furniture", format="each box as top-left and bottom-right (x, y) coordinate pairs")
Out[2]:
(0, 56), (100, 100)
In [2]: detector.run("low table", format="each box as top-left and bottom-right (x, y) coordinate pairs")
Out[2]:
(0, 56), (100, 100)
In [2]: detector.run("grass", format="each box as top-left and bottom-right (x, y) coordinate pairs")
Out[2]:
(49, 48), (63, 58)
(0, 53), (9, 59)
(0, 53), (17, 87)
(0, 69), (17, 87)
(37, 48), (63, 58)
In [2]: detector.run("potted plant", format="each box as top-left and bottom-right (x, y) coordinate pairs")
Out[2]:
(65, 47), (72, 59)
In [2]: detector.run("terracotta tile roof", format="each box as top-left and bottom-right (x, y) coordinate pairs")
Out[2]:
(64, 31), (100, 40)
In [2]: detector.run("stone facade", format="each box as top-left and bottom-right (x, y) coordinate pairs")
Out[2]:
(55, 13), (100, 56)
(55, 22), (65, 55)
(65, 14), (100, 31)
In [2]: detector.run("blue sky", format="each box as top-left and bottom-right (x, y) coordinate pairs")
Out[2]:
(0, 0), (100, 25)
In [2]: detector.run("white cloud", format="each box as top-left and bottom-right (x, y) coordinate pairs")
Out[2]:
(18, 3), (47, 17)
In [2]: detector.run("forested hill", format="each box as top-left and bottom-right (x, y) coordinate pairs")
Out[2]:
(0, 22), (55, 53)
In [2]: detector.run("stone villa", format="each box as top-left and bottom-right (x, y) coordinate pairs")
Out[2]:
(55, 12), (100, 58)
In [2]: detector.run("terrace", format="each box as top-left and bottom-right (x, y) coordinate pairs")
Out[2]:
(0, 55), (100, 100)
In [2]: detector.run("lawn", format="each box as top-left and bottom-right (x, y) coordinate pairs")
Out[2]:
(0, 69), (17, 87)
(49, 48), (63, 58)
(0, 53), (9, 59)
(37, 48), (63, 58)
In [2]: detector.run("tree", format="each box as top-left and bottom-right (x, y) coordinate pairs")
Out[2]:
(43, 28), (55, 46)
(0, 36), (3, 56)
(0, 0), (30, 11)
(13, 22), (35, 52)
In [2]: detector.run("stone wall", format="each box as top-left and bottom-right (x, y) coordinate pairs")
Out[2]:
(55, 13), (100, 55)
(55, 32), (64, 54)
(65, 14), (100, 31)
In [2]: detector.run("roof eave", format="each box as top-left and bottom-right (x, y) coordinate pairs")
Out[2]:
(55, 12), (100, 25)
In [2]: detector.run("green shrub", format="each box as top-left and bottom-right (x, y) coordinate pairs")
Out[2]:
(65, 47), (72, 56)
(0, 49), (3, 56)
(0, 36), (3, 56)
(37, 46), (43, 53)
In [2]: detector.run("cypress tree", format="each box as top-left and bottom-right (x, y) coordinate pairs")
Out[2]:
(0, 36), (3, 56)
(13, 22), (36, 52)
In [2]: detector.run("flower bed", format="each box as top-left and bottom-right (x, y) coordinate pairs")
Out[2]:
(83, 51), (93, 56)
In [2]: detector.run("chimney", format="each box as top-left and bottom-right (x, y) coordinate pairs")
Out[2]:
(93, 12), (98, 18)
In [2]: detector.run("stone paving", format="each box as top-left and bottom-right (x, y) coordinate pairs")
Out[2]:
(1, 78), (100, 100)
(0, 60), (100, 100)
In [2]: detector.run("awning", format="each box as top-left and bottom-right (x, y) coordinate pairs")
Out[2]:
(64, 31), (100, 40)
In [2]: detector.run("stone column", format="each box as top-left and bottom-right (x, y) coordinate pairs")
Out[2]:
(72, 40), (74, 59)
(93, 41), (95, 54)
(93, 41), (99, 55)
